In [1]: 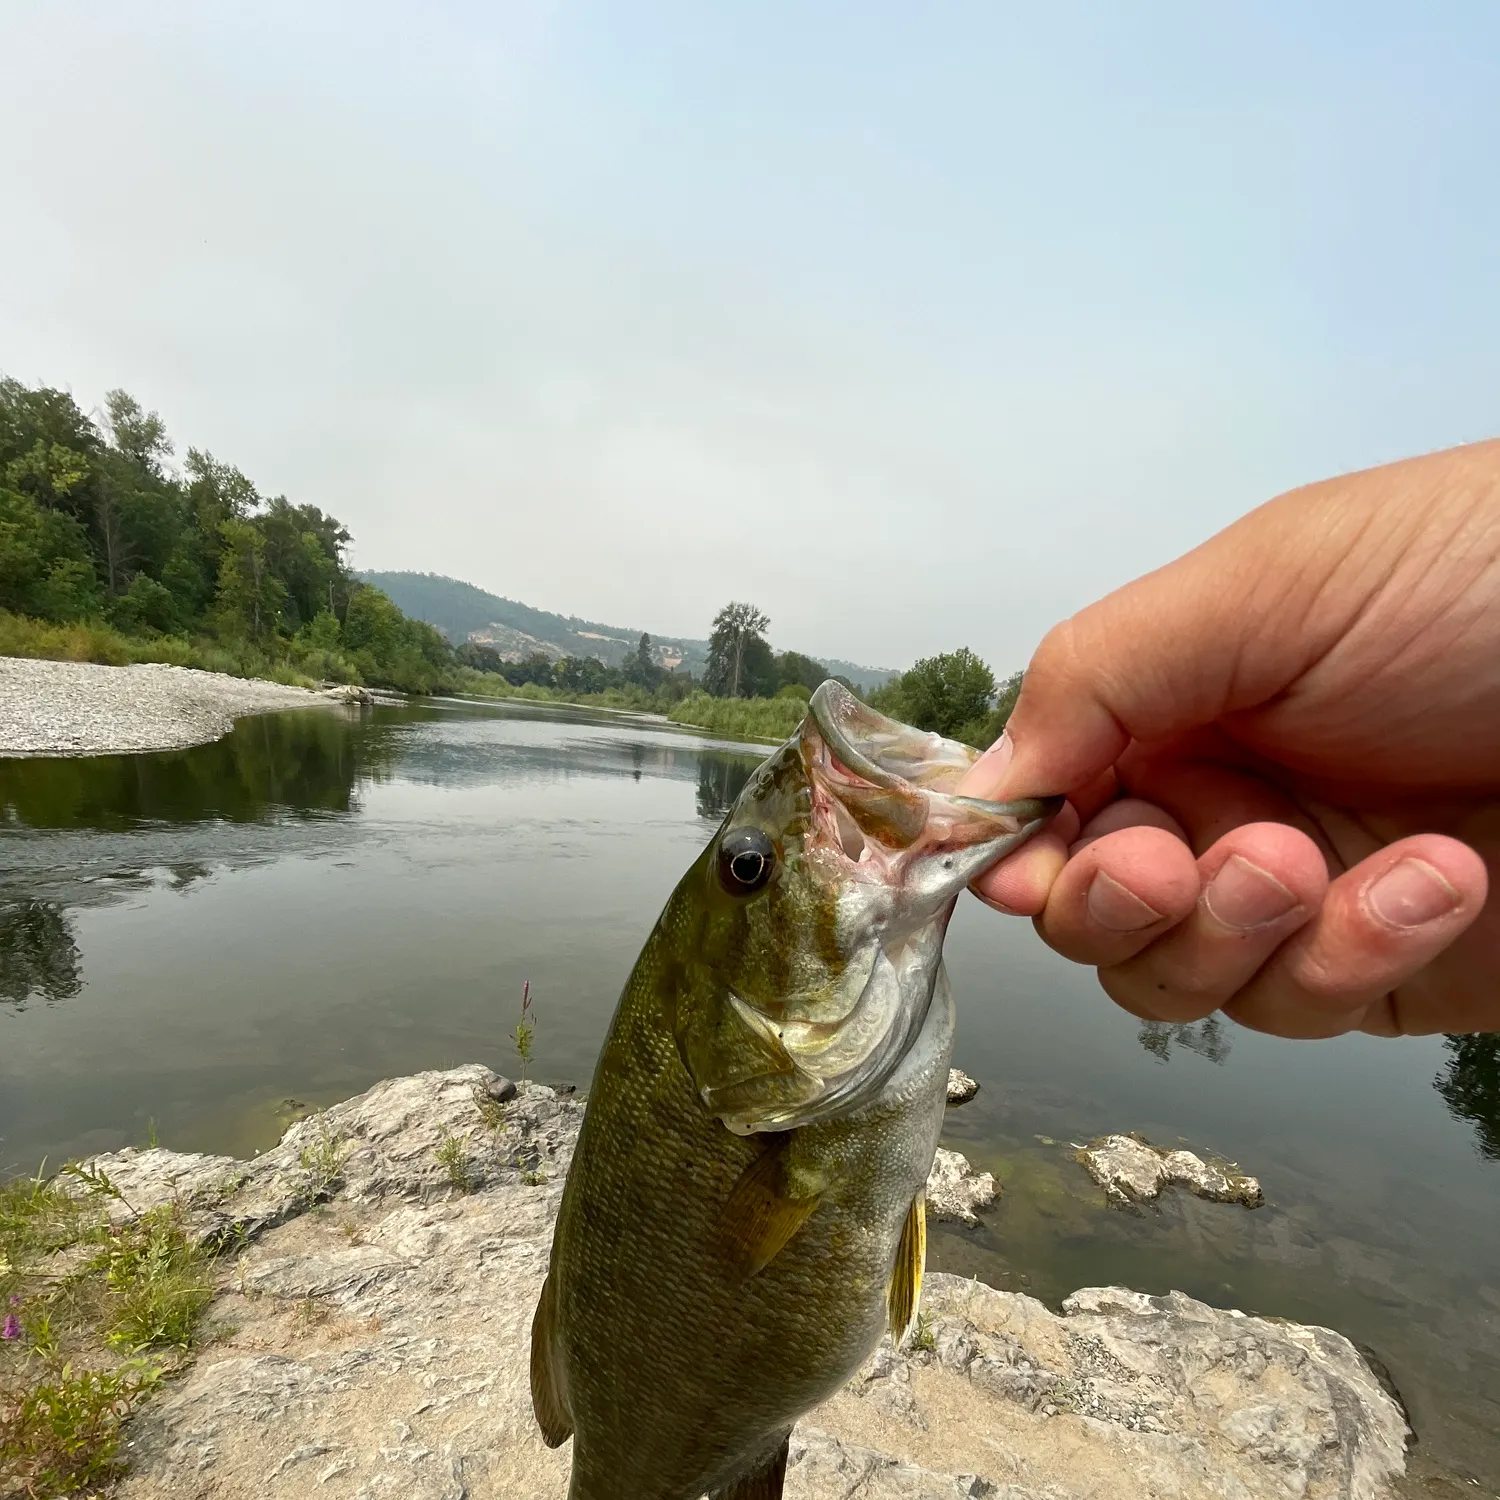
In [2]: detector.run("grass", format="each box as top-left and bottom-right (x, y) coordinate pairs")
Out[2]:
(907, 1311), (936, 1352)
(434, 1130), (476, 1194)
(0, 609), (318, 689)
(1, 1163), (218, 1497)
(0, 607), (695, 712)
(667, 692), (807, 744)
(295, 1117), (345, 1198)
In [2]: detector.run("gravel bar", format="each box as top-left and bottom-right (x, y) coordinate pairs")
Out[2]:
(0, 656), (336, 757)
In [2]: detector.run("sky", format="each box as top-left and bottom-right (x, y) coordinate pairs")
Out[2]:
(1, 3), (1497, 671)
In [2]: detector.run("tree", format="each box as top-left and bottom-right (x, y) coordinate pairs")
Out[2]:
(456, 642), (507, 674)
(775, 650), (827, 695)
(1436, 1033), (1500, 1161)
(874, 648), (998, 743)
(213, 517), (287, 640)
(704, 602), (771, 698)
(103, 390), (173, 473)
(625, 632), (659, 688)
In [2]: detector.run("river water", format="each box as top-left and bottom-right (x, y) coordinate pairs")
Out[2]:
(1, 696), (1496, 1484)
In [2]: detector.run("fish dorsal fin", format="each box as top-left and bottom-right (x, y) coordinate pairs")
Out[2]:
(529, 1274), (573, 1447)
(717, 1139), (825, 1278)
(887, 1189), (926, 1342)
(710, 1431), (790, 1500)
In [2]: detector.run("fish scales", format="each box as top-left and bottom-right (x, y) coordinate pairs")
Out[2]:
(533, 682), (1059, 1500)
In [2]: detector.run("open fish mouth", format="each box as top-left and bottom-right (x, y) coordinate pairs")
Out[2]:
(694, 683), (1061, 1135)
(802, 680), (1062, 885)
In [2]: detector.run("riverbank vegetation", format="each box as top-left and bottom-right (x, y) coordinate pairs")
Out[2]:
(683, 600), (1022, 750)
(0, 375), (1018, 741)
(0, 1163), (215, 1495)
(0, 377), (469, 695)
(667, 691), (811, 743)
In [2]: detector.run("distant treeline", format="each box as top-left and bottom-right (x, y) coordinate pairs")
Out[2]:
(0, 375), (1017, 738)
(0, 377), (471, 693)
(689, 601), (1021, 750)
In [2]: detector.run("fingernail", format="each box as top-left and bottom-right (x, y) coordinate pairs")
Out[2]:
(1203, 855), (1299, 931)
(1366, 859), (1460, 929)
(960, 732), (1012, 798)
(1086, 870), (1165, 932)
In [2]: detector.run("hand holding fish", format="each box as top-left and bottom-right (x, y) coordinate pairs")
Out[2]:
(964, 438), (1499, 1039)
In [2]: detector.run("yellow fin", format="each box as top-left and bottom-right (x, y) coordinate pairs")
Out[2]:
(887, 1189), (926, 1341)
(529, 1274), (573, 1447)
(710, 1431), (790, 1500)
(717, 1141), (824, 1278)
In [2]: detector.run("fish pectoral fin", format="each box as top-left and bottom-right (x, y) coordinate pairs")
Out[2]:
(529, 1274), (573, 1447)
(887, 1189), (926, 1342)
(717, 1141), (826, 1278)
(710, 1430), (791, 1500)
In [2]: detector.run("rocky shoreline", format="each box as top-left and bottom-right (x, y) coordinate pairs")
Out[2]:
(0, 656), (344, 757)
(64, 1064), (1410, 1500)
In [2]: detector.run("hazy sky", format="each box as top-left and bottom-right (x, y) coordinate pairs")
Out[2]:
(2, 4), (1496, 670)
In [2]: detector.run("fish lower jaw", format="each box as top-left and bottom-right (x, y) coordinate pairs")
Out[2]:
(700, 1079), (824, 1136)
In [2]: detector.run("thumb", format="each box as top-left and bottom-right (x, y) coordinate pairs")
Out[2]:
(959, 477), (1386, 802)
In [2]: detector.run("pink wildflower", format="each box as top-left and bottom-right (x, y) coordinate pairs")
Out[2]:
(1, 1313), (19, 1341)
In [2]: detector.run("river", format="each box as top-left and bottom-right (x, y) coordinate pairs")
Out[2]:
(1, 695), (1496, 1484)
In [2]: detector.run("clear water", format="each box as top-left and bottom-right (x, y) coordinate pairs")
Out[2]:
(1, 698), (1496, 1484)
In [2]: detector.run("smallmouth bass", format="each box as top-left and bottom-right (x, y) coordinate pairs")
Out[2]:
(532, 681), (1059, 1500)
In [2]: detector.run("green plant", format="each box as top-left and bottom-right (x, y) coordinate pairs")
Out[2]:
(908, 1311), (936, 1352)
(0, 1361), (162, 1498)
(512, 979), (536, 1083)
(296, 1118), (345, 1195)
(0, 1160), (214, 1497)
(473, 1089), (509, 1133)
(667, 692), (806, 744)
(434, 1130), (476, 1194)
(520, 1170), (547, 1188)
(89, 1207), (214, 1352)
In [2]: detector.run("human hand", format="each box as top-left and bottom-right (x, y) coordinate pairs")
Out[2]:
(961, 440), (1499, 1037)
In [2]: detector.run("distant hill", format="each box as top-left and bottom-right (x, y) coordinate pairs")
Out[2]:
(358, 572), (896, 690)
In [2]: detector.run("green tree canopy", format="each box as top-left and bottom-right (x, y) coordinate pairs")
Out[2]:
(875, 647), (996, 741)
(704, 602), (771, 698)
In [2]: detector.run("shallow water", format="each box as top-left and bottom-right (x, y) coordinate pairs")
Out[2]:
(1, 697), (1497, 1483)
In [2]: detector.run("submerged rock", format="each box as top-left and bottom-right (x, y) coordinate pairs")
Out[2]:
(84, 1065), (1401, 1500)
(1074, 1132), (1264, 1212)
(945, 1068), (980, 1105)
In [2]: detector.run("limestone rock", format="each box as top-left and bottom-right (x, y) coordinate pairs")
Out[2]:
(945, 1069), (980, 1105)
(1074, 1132), (1263, 1212)
(100, 1065), (1403, 1500)
(925, 1147), (999, 1226)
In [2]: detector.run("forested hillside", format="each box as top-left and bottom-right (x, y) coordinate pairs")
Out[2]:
(360, 571), (711, 674)
(362, 570), (895, 691)
(0, 379), (463, 692)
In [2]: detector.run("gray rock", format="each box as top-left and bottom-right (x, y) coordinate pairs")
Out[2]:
(1074, 1133), (1264, 1212)
(926, 1146), (999, 1226)
(945, 1068), (980, 1105)
(0, 656), (331, 757)
(89, 1065), (1403, 1500)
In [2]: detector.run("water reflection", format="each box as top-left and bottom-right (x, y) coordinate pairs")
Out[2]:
(0, 900), (82, 1008)
(696, 756), (758, 821)
(0, 710), (403, 830)
(1137, 1016), (1233, 1065)
(1436, 1033), (1500, 1162)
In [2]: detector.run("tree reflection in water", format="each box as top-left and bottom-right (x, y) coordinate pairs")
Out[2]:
(1436, 1033), (1500, 1163)
(1137, 1015), (1233, 1065)
(696, 756), (759, 822)
(0, 900), (82, 1008)
(0, 709), (405, 831)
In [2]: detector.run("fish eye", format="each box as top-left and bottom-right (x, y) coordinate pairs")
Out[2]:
(717, 828), (776, 896)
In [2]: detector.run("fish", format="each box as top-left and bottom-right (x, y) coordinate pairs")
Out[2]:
(531, 680), (1060, 1500)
